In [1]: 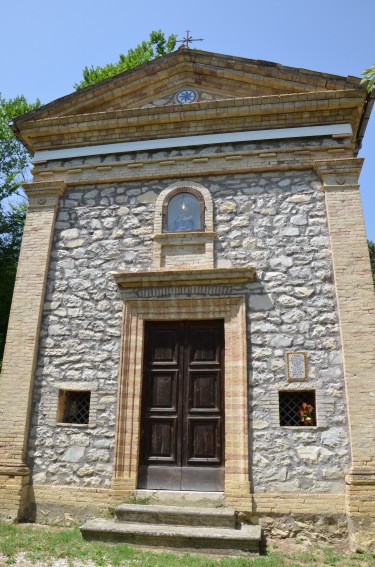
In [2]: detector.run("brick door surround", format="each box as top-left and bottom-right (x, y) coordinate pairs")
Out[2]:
(110, 294), (250, 503)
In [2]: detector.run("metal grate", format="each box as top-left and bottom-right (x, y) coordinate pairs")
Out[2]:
(279, 390), (316, 427)
(62, 391), (91, 425)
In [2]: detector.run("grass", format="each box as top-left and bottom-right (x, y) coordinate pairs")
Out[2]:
(0, 521), (374, 566)
(123, 493), (154, 505)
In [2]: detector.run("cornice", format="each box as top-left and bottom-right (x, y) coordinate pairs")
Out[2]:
(20, 88), (364, 130)
(17, 89), (365, 153)
(111, 267), (256, 289)
(32, 138), (355, 186)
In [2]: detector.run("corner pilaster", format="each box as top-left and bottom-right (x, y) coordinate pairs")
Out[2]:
(314, 158), (375, 551)
(0, 180), (66, 520)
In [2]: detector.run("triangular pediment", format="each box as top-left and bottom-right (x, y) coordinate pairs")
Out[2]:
(12, 48), (368, 154)
(13, 48), (363, 123)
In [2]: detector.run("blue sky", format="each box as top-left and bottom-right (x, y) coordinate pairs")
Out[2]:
(2, 0), (374, 239)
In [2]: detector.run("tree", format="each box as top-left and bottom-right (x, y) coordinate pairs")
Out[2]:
(0, 202), (28, 363)
(361, 63), (375, 92)
(0, 94), (41, 365)
(369, 240), (375, 290)
(1, 31), (177, 366)
(74, 30), (177, 90)
(0, 94), (40, 204)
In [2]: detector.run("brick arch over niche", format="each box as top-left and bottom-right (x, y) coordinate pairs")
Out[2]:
(152, 181), (215, 269)
(154, 181), (214, 233)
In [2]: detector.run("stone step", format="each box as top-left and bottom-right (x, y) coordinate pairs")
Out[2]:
(115, 504), (236, 528)
(80, 519), (261, 556)
(133, 489), (225, 508)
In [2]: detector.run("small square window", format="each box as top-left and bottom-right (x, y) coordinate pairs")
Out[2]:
(57, 390), (91, 425)
(279, 390), (316, 427)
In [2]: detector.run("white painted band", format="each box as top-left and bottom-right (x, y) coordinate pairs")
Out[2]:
(34, 124), (352, 162)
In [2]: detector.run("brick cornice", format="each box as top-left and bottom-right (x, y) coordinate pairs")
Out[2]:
(17, 89), (365, 153)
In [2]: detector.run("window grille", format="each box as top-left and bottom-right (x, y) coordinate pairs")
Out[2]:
(58, 390), (91, 425)
(279, 390), (316, 427)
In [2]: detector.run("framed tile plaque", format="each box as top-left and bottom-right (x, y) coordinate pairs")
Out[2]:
(286, 351), (308, 382)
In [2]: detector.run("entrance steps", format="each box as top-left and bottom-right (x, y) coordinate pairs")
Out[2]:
(133, 489), (226, 507)
(80, 497), (261, 556)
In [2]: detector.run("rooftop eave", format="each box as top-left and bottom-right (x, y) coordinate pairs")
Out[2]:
(14, 88), (366, 154)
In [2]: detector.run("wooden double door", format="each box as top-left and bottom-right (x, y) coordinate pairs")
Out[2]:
(138, 320), (224, 491)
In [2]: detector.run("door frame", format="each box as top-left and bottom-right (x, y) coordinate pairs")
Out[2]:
(111, 296), (249, 500)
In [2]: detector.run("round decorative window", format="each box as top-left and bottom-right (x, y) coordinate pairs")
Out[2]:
(175, 88), (198, 104)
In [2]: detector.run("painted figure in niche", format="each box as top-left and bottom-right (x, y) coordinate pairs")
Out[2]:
(167, 193), (201, 232)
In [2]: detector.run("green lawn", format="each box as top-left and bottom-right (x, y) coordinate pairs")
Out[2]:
(0, 521), (374, 566)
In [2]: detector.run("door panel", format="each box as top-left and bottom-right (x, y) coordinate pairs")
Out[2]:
(189, 371), (221, 411)
(138, 320), (224, 491)
(189, 326), (222, 363)
(149, 371), (178, 410)
(147, 418), (177, 461)
(151, 329), (179, 362)
(187, 418), (222, 462)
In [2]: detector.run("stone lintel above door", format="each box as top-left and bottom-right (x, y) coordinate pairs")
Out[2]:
(112, 266), (256, 288)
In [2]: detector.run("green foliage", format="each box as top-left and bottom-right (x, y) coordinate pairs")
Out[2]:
(1, 521), (375, 566)
(0, 93), (40, 202)
(369, 240), (375, 289)
(74, 30), (177, 90)
(0, 93), (40, 366)
(361, 62), (375, 92)
(0, 202), (27, 362)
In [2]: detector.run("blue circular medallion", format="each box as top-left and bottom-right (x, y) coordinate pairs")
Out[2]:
(176, 89), (198, 104)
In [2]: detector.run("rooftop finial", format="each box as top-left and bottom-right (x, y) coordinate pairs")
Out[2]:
(176, 30), (204, 48)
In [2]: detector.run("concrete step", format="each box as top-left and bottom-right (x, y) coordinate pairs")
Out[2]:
(133, 489), (225, 508)
(115, 504), (236, 528)
(80, 519), (261, 556)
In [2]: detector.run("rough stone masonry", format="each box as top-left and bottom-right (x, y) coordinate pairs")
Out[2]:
(30, 141), (349, 495)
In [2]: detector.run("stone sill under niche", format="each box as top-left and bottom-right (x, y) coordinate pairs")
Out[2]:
(152, 231), (216, 244)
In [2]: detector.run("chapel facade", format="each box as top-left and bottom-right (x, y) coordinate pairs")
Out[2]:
(1, 47), (375, 551)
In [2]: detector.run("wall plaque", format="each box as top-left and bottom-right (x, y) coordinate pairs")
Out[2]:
(286, 352), (308, 381)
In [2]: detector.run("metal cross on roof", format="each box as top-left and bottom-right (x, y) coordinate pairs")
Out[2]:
(176, 30), (204, 48)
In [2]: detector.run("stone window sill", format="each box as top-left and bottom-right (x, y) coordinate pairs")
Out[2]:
(56, 422), (93, 428)
(280, 426), (328, 431)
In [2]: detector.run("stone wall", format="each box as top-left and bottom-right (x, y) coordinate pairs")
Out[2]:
(28, 140), (350, 496)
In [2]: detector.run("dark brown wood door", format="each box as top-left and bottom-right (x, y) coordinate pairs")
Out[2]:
(138, 320), (224, 491)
